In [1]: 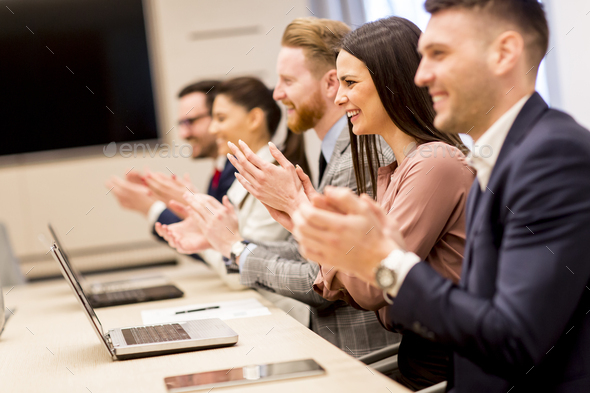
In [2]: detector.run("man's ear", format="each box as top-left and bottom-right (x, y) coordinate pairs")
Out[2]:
(323, 69), (340, 99)
(490, 30), (524, 77)
(247, 107), (265, 132)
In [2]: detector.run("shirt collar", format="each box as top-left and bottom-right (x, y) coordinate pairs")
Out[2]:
(470, 94), (531, 191)
(215, 155), (227, 171)
(321, 116), (348, 163)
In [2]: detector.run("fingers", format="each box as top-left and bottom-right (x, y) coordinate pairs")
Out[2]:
(359, 194), (386, 221)
(184, 193), (217, 221)
(168, 200), (188, 219)
(226, 141), (263, 182)
(268, 141), (293, 169)
(154, 222), (165, 238)
(310, 194), (345, 214)
(298, 238), (328, 264)
(263, 203), (294, 232)
(296, 166), (315, 196)
(234, 172), (258, 195)
(295, 204), (335, 232)
(144, 172), (168, 194)
(125, 170), (144, 185)
(188, 208), (207, 229)
(222, 195), (234, 212)
(238, 140), (269, 171)
(323, 186), (365, 215)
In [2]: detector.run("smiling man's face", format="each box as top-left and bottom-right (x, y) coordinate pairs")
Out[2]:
(415, 8), (497, 135)
(273, 46), (326, 134)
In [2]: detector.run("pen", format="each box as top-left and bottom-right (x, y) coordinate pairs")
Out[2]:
(175, 306), (220, 315)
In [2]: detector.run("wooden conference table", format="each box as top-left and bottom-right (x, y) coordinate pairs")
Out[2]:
(0, 259), (409, 393)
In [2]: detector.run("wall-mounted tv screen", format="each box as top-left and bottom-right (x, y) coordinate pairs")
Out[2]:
(0, 0), (158, 156)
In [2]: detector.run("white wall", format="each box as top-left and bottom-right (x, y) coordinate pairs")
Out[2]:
(544, 0), (590, 129)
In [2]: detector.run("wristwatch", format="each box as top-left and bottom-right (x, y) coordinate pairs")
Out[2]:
(375, 248), (421, 301)
(375, 253), (401, 291)
(230, 240), (250, 263)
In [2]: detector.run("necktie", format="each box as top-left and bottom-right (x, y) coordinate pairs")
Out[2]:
(318, 152), (328, 185)
(211, 168), (222, 190)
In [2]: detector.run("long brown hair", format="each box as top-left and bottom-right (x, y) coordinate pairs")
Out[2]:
(339, 17), (468, 197)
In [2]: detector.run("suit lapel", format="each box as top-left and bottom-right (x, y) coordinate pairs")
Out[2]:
(461, 93), (549, 287)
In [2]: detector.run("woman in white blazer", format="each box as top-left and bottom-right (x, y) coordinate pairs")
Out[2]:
(156, 77), (310, 326)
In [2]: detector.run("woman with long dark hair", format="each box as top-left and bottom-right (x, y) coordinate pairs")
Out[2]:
(311, 17), (474, 390)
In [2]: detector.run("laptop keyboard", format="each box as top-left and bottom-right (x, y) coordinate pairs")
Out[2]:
(104, 289), (146, 302)
(121, 324), (191, 345)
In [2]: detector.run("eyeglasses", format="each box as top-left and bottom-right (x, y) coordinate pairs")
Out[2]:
(178, 113), (210, 127)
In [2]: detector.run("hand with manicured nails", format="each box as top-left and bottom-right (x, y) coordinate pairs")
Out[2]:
(155, 216), (211, 255)
(293, 186), (405, 284)
(226, 140), (310, 216)
(105, 176), (157, 216)
(184, 194), (242, 258)
(144, 169), (197, 218)
(125, 169), (144, 185)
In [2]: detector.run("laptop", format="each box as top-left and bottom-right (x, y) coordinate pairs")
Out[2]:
(50, 243), (238, 360)
(48, 223), (184, 308)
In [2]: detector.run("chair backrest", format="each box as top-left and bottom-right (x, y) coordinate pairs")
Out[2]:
(0, 223), (26, 287)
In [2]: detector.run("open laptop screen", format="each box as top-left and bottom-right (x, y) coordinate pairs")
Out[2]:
(48, 223), (86, 285)
(50, 243), (114, 356)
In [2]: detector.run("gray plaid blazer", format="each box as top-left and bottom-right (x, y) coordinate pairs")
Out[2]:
(239, 124), (400, 357)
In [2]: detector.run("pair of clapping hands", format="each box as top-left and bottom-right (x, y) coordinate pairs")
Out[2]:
(228, 140), (406, 281)
(156, 140), (319, 260)
(106, 168), (197, 219)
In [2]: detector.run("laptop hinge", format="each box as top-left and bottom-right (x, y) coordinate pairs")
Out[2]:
(105, 332), (116, 355)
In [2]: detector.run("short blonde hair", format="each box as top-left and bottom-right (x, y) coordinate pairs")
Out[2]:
(281, 17), (351, 78)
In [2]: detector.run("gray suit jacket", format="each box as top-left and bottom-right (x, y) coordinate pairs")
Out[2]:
(239, 126), (400, 357)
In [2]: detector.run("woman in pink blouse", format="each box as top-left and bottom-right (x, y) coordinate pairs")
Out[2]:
(312, 17), (475, 390)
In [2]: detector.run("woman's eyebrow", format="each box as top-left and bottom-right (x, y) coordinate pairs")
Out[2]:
(339, 74), (356, 81)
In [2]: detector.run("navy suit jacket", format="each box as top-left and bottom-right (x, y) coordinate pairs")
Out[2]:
(152, 158), (235, 235)
(387, 93), (590, 392)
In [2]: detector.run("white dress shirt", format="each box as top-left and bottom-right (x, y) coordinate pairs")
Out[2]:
(470, 94), (532, 190)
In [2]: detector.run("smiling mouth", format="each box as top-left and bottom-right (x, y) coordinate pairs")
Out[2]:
(347, 109), (361, 122)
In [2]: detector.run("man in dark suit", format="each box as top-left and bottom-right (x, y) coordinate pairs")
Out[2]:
(107, 80), (235, 237)
(293, 1), (590, 391)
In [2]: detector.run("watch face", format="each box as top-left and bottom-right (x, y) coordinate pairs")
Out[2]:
(231, 241), (247, 257)
(377, 267), (395, 289)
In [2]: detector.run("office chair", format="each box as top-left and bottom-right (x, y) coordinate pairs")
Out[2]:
(0, 223), (26, 286)
(359, 342), (400, 373)
(359, 342), (447, 393)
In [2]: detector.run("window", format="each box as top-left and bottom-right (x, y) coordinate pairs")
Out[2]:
(363, 0), (551, 104)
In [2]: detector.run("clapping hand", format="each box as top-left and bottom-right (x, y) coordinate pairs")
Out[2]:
(293, 186), (405, 283)
(184, 194), (242, 258)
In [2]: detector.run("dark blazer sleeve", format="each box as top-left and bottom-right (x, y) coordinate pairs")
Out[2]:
(387, 127), (590, 379)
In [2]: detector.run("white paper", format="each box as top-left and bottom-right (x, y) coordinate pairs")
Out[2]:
(141, 298), (270, 325)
